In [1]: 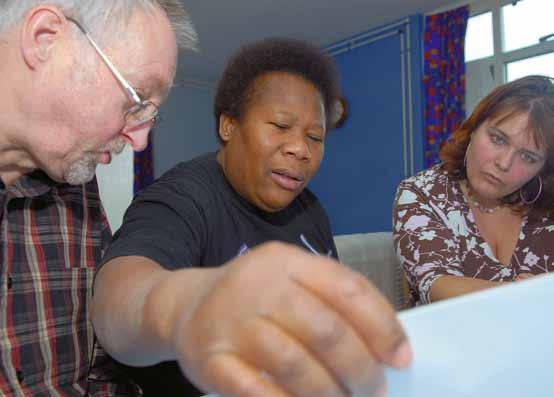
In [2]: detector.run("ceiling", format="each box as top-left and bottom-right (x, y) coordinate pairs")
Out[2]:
(176, 0), (467, 86)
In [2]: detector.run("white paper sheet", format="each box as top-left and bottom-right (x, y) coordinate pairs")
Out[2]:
(386, 273), (554, 396)
(204, 274), (554, 397)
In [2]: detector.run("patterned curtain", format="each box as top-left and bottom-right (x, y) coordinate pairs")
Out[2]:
(423, 5), (469, 168)
(133, 138), (154, 195)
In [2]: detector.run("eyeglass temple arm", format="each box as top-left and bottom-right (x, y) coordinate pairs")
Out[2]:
(65, 16), (142, 105)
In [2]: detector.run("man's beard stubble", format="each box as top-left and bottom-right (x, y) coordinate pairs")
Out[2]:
(64, 138), (126, 185)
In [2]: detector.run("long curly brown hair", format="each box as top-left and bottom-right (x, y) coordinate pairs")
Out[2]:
(440, 75), (554, 213)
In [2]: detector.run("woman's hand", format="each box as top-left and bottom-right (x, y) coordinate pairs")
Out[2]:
(94, 242), (412, 397)
(173, 242), (412, 397)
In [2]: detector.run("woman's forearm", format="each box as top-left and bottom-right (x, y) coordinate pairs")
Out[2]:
(91, 256), (218, 366)
(429, 275), (505, 302)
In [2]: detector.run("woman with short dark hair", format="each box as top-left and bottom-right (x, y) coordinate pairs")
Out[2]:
(393, 75), (554, 305)
(93, 34), (413, 397)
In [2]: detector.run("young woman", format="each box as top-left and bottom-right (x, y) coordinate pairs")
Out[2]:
(394, 75), (554, 305)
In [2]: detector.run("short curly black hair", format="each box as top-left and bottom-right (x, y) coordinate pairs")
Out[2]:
(213, 37), (340, 142)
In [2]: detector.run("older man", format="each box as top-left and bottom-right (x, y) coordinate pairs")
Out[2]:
(0, 1), (196, 395)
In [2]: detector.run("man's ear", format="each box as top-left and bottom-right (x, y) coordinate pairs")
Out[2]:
(20, 6), (66, 69)
(219, 114), (237, 143)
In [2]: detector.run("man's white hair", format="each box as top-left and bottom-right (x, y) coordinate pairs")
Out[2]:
(0, 0), (197, 51)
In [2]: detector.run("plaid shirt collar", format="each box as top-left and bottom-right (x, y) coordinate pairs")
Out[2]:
(5, 171), (58, 198)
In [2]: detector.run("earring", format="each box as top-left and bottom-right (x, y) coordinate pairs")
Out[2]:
(520, 175), (543, 205)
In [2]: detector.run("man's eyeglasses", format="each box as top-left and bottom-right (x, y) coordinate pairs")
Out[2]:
(66, 16), (159, 129)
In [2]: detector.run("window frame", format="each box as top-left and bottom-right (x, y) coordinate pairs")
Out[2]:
(467, 0), (554, 84)
(464, 0), (554, 114)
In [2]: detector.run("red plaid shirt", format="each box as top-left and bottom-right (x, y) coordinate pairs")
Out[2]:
(0, 172), (138, 396)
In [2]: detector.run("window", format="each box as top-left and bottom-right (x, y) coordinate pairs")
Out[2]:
(507, 52), (554, 82)
(465, 12), (493, 62)
(502, 0), (554, 52)
(465, 0), (554, 114)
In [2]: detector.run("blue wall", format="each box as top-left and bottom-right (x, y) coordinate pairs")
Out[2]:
(154, 85), (218, 178)
(153, 16), (426, 236)
(310, 15), (424, 234)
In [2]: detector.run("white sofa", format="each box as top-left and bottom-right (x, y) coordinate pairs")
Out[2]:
(334, 232), (406, 310)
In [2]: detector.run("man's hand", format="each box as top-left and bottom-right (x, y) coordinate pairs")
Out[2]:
(173, 242), (412, 397)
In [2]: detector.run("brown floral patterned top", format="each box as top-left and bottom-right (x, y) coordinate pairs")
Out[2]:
(393, 165), (554, 305)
